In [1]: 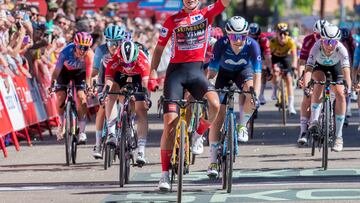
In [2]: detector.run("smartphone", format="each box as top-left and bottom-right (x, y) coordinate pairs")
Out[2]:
(23, 35), (30, 44)
(16, 22), (22, 29)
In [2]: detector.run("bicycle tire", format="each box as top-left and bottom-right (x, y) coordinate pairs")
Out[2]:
(104, 144), (109, 170)
(322, 99), (330, 170)
(248, 110), (256, 140)
(226, 113), (234, 193)
(119, 114), (127, 187)
(311, 133), (316, 156)
(280, 79), (287, 126)
(177, 120), (186, 203)
(65, 102), (72, 166)
(191, 103), (201, 165)
(71, 137), (77, 164)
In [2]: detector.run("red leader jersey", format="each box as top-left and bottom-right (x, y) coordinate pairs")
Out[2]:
(105, 50), (150, 80)
(157, 0), (225, 63)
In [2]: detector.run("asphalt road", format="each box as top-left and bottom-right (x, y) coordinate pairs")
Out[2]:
(1, 88), (360, 203)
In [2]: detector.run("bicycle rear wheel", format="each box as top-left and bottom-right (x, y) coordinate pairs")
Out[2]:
(191, 103), (201, 165)
(119, 114), (127, 187)
(226, 113), (234, 193)
(280, 79), (287, 126)
(322, 100), (330, 170)
(248, 110), (256, 140)
(177, 120), (186, 203)
(65, 102), (72, 166)
(71, 137), (77, 164)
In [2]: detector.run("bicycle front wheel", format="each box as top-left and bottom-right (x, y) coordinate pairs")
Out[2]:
(177, 120), (186, 203)
(226, 113), (234, 193)
(119, 114), (127, 187)
(322, 100), (330, 170)
(280, 79), (287, 126)
(64, 102), (72, 166)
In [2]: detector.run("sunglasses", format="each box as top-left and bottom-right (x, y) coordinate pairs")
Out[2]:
(31, 12), (39, 17)
(322, 39), (338, 46)
(228, 34), (247, 41)
(76, 45), (90, 51)
(107, 40), (121, 47)
(279, 31), (288, 36)
(58, 21), (67, 26)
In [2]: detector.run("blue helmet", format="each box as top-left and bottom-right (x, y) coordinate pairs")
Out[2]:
(103, 25), (126, 41)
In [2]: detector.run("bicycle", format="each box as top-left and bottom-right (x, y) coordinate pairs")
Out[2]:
(275, 68), (288, 126)
(102, 83), (148, 187)
(159, 96), (205, 203)
(50, 81), (86, 166)
(215, 84), (257, 193)
(307, 78), (344, 170)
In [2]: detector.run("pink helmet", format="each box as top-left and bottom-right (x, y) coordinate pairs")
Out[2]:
(73, 32), (93, 46)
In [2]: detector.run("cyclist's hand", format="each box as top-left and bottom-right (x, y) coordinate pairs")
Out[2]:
(297, 77), (304, 88)
(304, 87), (312, 97)
(148, 78), (158, 92)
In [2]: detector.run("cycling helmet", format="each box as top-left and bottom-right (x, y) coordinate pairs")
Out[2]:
(104, 25), (126, 41)
(313, 19), (329, 34)
(211, 27), (224, 40)
(225, 16), (249, 35)
(320, 24), (341, 40)
(118, 40), (139, 64)
(339, 27), (351, 40)
(74, 32), (93, 46)
(275, 22), (289, 33)
(249, 23), (261, 35)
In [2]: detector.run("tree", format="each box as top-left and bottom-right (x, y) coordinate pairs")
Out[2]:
(293, 0), (315, 16)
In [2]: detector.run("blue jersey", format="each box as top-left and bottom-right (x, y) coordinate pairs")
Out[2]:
(209, 36), (262, 73)
(93, 44), (110, 71)
(55, 43), (94, 71)
(353, 34), (360, 68)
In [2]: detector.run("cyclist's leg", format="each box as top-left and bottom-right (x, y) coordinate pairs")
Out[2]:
(235, 67), (254, 142)
(94, 64), (106, 156)
(271, 55), (281, 100)
(55, 67), (69, 140)
(132, 75), (149, 163)
(309, 65), (326, 130)
(74, 69), (88, 142)
(331, 64), (346, 151)
(207, 68), (231, 176)
(281, 56), (296, 114)
(259, 61), (268, 104)
(186, 62), (220, 155)
(159, 63), (184, 191)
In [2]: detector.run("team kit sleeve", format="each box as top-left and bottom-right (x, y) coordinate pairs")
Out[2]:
(353, 44), (360, 68)
(208, 39), (224, 72)
(93, 46), (104, 71)
(157, 18), (173, 47)
(250, 40), (263, 73)
(262, 38), (271, 56)
(139, 52), (150, 80)
(299, 36), (311, 61)
(105, 56), (117, 79)
(305, 42), (318, 67)
(55, 50), (66, 71)
(338, 43), (350, 68)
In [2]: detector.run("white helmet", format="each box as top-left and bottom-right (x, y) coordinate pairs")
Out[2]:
(320, 23), (341, 40)
(225, 16), (249, 35)
(313, 19), (329, 34)
(118, 40), (139, 64)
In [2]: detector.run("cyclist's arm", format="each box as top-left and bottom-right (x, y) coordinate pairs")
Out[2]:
(297, 59), (306, 79)
(251, 41), (263, 97)
(304, 44), (318, 85)
(140, 52), (150, 89)
(85, 49), (94, 87)
(52, 51), (66, 82)
(92, 46), (104, 77)
(262, 38), (272, 68)
(104, 59), (117, 91)
(290, 40), (298, 69)
(339, 44), (351, 88)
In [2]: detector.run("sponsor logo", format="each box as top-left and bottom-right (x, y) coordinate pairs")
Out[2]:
(160, 27), (169, 37)
(257, 55), (262, 61)
(190, 14), (203, 24)
(225, 58), (248, 65)
(174, 20), (208, 50)
(168, 103), (177, 112)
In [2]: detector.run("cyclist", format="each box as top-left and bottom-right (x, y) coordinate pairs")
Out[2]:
(269, 22), (298, 115)
(207, 16), (261, 177)
(297, 19), (329, 145)
(248, 22), (272, 105)
(305, 24), (351, 152)
(150, 0), (231, 191)
(102, 40), (150, 165)
(92, 25), (126, 159)
(51, 32), (94, 144)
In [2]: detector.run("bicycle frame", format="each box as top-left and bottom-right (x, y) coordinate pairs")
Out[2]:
(171, 106), (190, 168)
(222, 92), (238, 156)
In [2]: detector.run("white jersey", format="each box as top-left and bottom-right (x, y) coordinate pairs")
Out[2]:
(306, 40), (350, 68)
